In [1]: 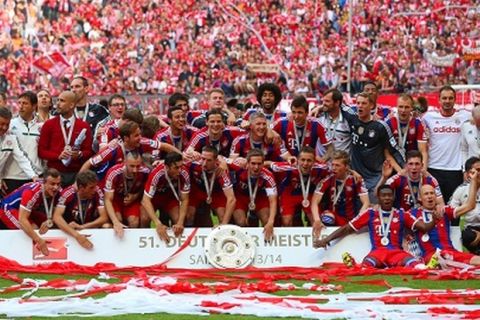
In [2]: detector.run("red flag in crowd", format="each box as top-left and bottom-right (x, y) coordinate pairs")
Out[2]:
(32, 51), (70, 78)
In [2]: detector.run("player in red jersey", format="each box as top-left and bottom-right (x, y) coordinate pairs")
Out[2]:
(104, 151), (150, 237)
(385, 94), (428, 169)
(272, 95), (332, 162)
(229, 149), (277, 241)
(315, 185), (438, 268)
(311, 150), (369, 237)
(378, 150), (445, 211)
(96, 108), (144, 150)
(154, 106), (198, 158)
(185, 109), (244, 159)
(0, 169), (62, 256)
(141, 152), (191, 243)
(188, 146), (236, 225)
(81, 121), (180, 180)
(411, 179), (480, 266)
(231, 112), (293, 163)
(242, 83), (286, 126)
(53, 170), (108, 250)
(269, 146), (330, 227)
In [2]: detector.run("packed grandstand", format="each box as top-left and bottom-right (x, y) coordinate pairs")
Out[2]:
(0, 0), (479, 101)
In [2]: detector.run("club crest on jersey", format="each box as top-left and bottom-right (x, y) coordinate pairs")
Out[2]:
(409, 127), (415, 134)
(368, 130), (375, 138)
(358, 126), (364, 135)
(393, 217), (399, 223)
(222, 140), (228, 147)
(454, 118), (460, 125)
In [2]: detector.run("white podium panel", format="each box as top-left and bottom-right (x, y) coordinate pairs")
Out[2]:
(0, 227), (462, 269)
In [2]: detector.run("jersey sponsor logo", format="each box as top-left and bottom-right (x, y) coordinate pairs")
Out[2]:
(432, 126), (461, 133)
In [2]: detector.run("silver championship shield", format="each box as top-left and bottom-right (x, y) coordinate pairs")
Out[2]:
(205, 225), (256, 269)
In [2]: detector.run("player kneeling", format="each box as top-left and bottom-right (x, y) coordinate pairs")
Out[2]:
(104, 151), (150, 237)
(53, 170), (109, 250)
(411, 170), (480, 267)
(314, 185), (439, 268)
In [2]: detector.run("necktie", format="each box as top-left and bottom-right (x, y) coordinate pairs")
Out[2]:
(63, 120), (70, 131)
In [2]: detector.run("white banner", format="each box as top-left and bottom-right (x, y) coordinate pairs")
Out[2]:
(246, 63), (280, 73)
(0, 227), (462, 269)
(425, 52), (458, 67)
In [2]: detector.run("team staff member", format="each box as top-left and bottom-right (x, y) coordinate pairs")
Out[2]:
(311, 88), (355, 154)
(70, 76), (109, 133)
(229, 149), (277, 241)
(37, 89), (53, 122)
(0, 107), (39, 197)
(423, 85), (470, 203)
(53, 170), (108, 250)
(38, 91), (93, 186)
(142, 152), (190, 243)
(3, 91), (43, 193)
(103, 151), (150, 237)
(450, 157), (480, 255)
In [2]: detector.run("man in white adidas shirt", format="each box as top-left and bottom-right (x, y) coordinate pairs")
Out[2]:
(0, 107), (39, 198)
(3, 91), (44, 194)
(423, 85), (470, 204)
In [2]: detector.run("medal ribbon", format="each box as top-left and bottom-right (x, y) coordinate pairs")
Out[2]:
(202, 170), (216, 200)
(165, 171), (181, 204)
(122, 167), (134, 196)
(170, 128), (183, 151)
(74, 104), (89, 121)
(293, 123), (306, 152)
(60, 118), (75, 147)
(76, 196), (89, 225)
(298, 169), (311, 202)
(406, 176), (422, 208)
(247, 172), (259, 205)
(379, 210), (394, 238)
(332, 177), (347, 207)
(41, 186), (55, 220)
(396, 116), (409, 151)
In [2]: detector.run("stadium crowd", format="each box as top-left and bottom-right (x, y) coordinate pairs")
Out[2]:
(0, 0), (479, 100)
(1, 77), (480, 270)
